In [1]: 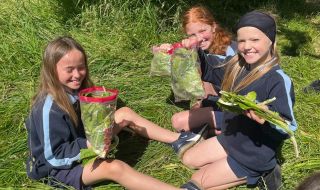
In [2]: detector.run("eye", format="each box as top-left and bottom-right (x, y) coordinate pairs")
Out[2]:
(187, 34), (196, 38)
(66, 68), (73, 73)
(78, 65), (86, 72)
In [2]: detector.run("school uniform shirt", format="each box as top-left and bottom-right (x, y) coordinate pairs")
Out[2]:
(199, 41), (237, 93)
(25, 93), (87, 180)
(216, 64), (297, 172)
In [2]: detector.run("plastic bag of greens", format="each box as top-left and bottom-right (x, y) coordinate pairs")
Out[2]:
(150, 43), (183, 76)
(171, 47), (205, 102)
(150, 48), (172, 76)
(79, 86), (119, 158)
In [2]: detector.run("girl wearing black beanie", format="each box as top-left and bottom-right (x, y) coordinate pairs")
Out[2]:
(179, 11), (297, 190)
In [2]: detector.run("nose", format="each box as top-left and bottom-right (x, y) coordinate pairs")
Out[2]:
(195, 33), (203, 41)
(73, 69), (80, 78)
(243, 41), (252, 50)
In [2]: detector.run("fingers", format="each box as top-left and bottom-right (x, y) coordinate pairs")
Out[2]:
(152, 43), (172, 53)
(244, 110), (265, 124)
(86, 140), (92, 148)
(191, 100), (202, 110)
(181, 36), (199, 49)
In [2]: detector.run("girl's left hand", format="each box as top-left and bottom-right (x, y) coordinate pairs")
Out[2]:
(244, 110), (266, 124)
(86, 140), (92, 148)
(191, 100), (202, 110)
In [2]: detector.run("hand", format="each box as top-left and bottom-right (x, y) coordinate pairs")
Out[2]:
(152, 43), (172, 53)
(181, 36), (199, 49)
(191, 100), (202, 110)
(244, 110), (266, 124)
(86, 140), (92, 148)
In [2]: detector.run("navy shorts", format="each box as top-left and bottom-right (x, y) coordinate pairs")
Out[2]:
(213, 111), (224, 130)
(48, 165), (91, 190)
(227, 156), (263, 186)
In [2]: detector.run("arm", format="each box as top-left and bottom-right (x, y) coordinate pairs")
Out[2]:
(39, 97), (87, 169)
(245, 72), (297, 134)
(267, 72), (297, 133)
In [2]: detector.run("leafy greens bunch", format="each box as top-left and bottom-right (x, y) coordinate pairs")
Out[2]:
(217, 91), (299, 157)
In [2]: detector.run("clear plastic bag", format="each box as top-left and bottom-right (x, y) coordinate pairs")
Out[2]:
(150, 50), (172, 76)
(171, 47), (205, 102)
(79, 86), (119, 158)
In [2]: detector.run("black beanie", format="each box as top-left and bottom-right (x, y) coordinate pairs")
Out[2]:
(235, 11), (276, 44)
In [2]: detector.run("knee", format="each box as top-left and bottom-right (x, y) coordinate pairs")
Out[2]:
(171, 113), (185, 131)
(103, 159), (128, 180)
(181, 151), (198, 169)
(114, 107), (134, 123)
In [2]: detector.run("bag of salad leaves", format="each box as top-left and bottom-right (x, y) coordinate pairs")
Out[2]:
(150, 50), (171, 76)
(171, 47), (205, 102)
(150, 43), (183, 76)
(79, 86), (119, 159)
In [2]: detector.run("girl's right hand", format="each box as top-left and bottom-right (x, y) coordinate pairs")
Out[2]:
(181, 36), (200, 49)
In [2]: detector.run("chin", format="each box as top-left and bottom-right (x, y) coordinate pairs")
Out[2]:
(201, 45), (209, 50)
(68, 86), (80, 91)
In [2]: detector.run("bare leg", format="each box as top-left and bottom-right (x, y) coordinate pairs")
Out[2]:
(182, 137), (227, 168)
(82, 159), (181, 190)
(114, 107), (180, 143)
(171, 107), (215, 132)
(183, 137), (246, 189)
(192, 159), (246, 190)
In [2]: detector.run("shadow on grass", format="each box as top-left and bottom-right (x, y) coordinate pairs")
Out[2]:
(166, 91), (191, 110)
(55, 0), (82, 23)
(113, 98), (150, 167)
(279, 28), (312, 56)
(115, 130), (149, 166)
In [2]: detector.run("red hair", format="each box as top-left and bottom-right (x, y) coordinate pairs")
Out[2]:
(182, 6), (232, 55)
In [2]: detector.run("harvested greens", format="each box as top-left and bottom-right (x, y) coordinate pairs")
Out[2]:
(217, 91), (299, 157)
(150, 51), (171, 76)
(79, 87), (119, 162)
(171, 47), (204, 101)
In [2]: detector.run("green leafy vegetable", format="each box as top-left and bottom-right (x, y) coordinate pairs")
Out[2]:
(150, 51), (171, 76)
(80, 90), (117, 158)
(217, 90), (299, 157)
(80, 148), (97, 166)
(171, 48), (204, 101)
(84, 91), (112, 97)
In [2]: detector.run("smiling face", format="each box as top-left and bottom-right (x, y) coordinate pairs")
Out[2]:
(56, 49), (87, 93)
(185, 21), (216, 50)
(237, 26), (273, 65)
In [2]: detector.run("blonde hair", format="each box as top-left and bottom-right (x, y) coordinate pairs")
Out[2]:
(221, 45), (279, 92)
(182, 5), (232, 55)
(32, 36), (93, 125)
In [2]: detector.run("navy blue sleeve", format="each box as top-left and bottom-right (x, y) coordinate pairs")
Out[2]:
(266, 70), (297, 134)
(197, 49), (233, 92)
(40, 96), (87, 169)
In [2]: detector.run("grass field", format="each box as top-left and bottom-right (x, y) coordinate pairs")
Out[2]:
(0, 0), (319, 189)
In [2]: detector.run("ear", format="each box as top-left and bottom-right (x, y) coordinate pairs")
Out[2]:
(212, 22), (217, 32)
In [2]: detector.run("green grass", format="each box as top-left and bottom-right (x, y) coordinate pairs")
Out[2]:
(0, 0), (319, 189)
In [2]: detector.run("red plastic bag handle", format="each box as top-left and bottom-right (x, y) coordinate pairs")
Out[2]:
(79, 86), (118, 103)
